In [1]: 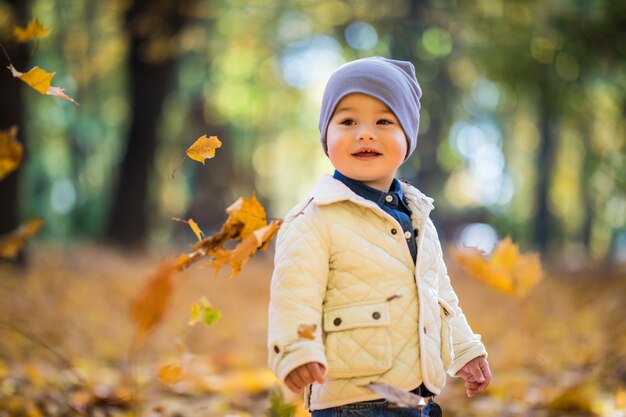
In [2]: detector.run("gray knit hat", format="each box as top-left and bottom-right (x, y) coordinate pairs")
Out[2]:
(319, 56), (422, 159)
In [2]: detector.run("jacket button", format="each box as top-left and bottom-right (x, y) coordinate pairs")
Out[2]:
(274, 345), (280, 353)
(333, 317), (342, 326)
(385, 195), (393, 203)
(404, 231), (412, 239)
(372, 312), (381, 320)
(391, 228), (397, 235)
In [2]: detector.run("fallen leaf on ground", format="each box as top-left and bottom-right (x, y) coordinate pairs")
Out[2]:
(7, 64), (79, 106)
(297, 324), (317, 340)
(451, 237), (543, 299)
(0, 126), (23, 181)
(186, 135), (222, 164)
(0, 217), (44, 259)
(13, 19), (50, 42)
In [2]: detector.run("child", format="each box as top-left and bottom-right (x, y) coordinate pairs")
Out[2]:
(268, 57), (491, 416)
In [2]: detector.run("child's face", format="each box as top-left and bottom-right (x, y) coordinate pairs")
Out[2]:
(326, 93), (407, 192)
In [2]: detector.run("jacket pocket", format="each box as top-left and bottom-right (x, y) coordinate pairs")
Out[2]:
(323, 300), (393, 379)
(438, 297), (456, 371)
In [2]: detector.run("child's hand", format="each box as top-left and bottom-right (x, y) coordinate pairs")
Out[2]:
(285, 362), (325, 393)
(455, 356), (491, 398)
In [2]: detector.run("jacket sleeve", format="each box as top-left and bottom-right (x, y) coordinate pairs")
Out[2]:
(268, 206), (329, 383)
(427, 220), (488, 377)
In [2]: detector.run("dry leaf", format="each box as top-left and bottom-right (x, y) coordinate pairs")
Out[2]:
(225, 195), (268, 239)
(186, 135), (222, 164)
(7, 64), (79, 106)
(130, 261), (176, 341)
(0, 126), (23, 181)
(158, 361), (183, 385)
(297, 324), (317, 340)
(255, 220), (282, 251)
(188, 296), (222, 326)
(13, 19), (50, 42)
(362, 382), (428, 409)
(208, 233), (259, 279)
(0, 217), (43, 259)
(172, 217), (204, 241)
(452, 237), (543, 299)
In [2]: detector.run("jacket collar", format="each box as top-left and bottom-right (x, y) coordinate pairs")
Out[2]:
(309, 174), (435, 220)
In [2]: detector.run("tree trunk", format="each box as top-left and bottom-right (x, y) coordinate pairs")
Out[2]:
(0, 0), (29, 265)
(534, 83), (555, 252)
(104, 0), (188, 247)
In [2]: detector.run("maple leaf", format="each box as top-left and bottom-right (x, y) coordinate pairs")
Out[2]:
(225, 195), (268, 239)
(130, 261), (176, 342)
(451, 237), (543, 299)
(297, 324), (317, 340)
(13, 19), (50, 42)
(208, 221), (282, 279)
(172, 217), (204, 241)
(186, 135), (222, 164)
(188, 296), (222, 326)
(0, 126), (23, 181)
(0, 217), (44, 259)
(208, 233), (258, 279)
(7, 64), (79, 106)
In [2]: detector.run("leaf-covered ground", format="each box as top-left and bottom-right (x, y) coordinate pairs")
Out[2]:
(0, 246), (625, 417)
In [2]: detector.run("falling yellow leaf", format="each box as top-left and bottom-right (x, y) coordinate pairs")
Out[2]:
(172, 217), (205, 241)
(130, 261), (176, 342)
(0, 126), (23, 181)
(225, 195), (268, 239)
(0, 217), (44, 259)
(188, 296), (222, 326)
(297, 324), (317, 340)
(186, 135), (222, 164)
(7, 64), (79, 106)
(452, 237), (543, 299)
(13, 19), (50, 42)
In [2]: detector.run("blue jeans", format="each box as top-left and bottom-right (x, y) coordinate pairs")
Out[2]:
(311, 399), (438, 417)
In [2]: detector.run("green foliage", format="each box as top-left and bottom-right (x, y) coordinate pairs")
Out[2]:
(266, 388), (296, 417)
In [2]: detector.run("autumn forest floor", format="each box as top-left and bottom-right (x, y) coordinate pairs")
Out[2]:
(0, 245), (625, 417)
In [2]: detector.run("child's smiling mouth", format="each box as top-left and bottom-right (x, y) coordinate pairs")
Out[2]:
(351, 147), (382, 160)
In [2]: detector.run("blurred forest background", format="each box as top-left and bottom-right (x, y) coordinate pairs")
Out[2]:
(1, 0), (626, 416)
(0, 0), (624, 261)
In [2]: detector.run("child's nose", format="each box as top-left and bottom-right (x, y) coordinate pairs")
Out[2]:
(356, 124), (376, 141)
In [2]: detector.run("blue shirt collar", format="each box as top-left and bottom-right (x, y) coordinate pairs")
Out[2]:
(332, 170), (410, 212)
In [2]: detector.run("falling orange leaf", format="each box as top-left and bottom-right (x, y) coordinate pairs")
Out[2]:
(7, 64), (79, 106)
(186, 135), (222, 164)
(208, 233), (258, 279)
(13, 19), (50, 42)
(0, 126), (23, 181)
(130, 261), (176, 342)
(0, 217), (44, 260)
(208, 221), (282, 279)
(297, 324), (317, 340)
(452, 237), (543, 299)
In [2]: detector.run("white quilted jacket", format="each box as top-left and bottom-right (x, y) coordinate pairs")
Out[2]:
(268, 174), (487, 410)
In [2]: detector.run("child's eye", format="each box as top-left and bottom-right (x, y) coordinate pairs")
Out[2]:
(377, 119), (393, 125)
(340, 119), (357, 126)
